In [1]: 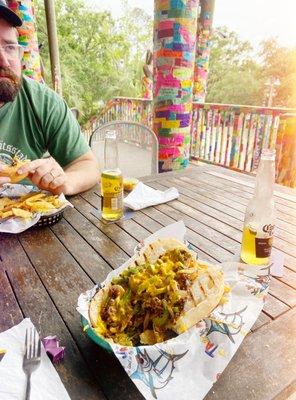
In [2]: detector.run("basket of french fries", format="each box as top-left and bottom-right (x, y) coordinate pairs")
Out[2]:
(0, 184), (72, 233)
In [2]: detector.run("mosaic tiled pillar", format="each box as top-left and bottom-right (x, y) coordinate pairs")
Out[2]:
(153, 0), (199, 172)
(193, 0), (215, 103)
(8, 0), (43, 82)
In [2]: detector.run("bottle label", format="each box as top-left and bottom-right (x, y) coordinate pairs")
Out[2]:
(102, 194), (122, 210)
(255, 236), (273, 258)
(263, 224), (275, 236)
(111, 196), (122, 210)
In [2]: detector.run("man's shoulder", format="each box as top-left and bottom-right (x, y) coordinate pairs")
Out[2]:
(21, 76), (62, 104)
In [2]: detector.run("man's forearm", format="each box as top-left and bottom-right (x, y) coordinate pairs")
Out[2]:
(63, 160), (100, 195)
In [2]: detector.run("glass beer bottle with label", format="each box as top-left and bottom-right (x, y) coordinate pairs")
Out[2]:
(240, 149), (276, 265)
(101, 130), (123, 221)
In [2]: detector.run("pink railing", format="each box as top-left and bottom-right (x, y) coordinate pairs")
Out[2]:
(89, 97), (296, 183)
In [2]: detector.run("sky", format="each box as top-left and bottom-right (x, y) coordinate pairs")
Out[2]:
(86, 0), (296, 49)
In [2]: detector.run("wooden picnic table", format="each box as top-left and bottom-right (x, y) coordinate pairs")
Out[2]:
(1, 162), (296, 400)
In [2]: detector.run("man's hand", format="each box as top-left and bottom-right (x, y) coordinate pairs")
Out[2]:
(18, 157), (66, 194)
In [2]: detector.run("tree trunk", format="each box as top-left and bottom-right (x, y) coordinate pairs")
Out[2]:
(44, 0), (62, 95)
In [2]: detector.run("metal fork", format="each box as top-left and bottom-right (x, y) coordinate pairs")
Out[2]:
(22, 327), (41, 400)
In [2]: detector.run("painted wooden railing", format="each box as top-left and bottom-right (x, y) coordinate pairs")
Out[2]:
(84, 97), (153, 142)
(190, 103), (295, 172)
(88, 97), (296, 185)
(99, 97), (152, 126)
(275, 113), (296, 188)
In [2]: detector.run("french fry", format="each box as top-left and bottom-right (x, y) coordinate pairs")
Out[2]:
(12, 208), (33, 219)
(23, 193), (46, 202)
(1, 210), (14, 218)
(0, 198), (14, 208)
(27, 200), (56, 213)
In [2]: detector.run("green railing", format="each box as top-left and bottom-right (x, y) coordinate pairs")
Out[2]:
(89, 97), (296, 186)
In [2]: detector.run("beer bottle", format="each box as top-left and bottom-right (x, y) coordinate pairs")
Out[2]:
(240, 149), (276, 265)
(101, 130), (123, 221)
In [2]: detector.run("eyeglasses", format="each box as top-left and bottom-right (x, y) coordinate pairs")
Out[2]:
(0, 44), (24, 61)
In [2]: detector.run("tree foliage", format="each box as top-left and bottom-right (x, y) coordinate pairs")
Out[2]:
(207, 27), (296, 108)
(206, 27), (264, 105)
(259, 38), (296, 108)
(35, 0), (152, 125)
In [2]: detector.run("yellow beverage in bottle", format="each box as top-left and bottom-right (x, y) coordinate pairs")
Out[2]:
(241, 226), (273, 265)
(101, 170), (123, 221)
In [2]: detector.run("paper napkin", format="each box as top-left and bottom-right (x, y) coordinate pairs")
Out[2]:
(123, 182), (179, 210)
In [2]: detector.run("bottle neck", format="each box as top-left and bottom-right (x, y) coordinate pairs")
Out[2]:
(254, 156), (275, 199)
(104, 136), (119, 171)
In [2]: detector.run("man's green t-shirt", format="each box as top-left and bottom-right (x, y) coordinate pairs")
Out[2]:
(0, 76), (90, 167)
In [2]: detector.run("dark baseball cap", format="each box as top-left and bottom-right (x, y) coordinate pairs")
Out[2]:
(0, 0), (22, 27)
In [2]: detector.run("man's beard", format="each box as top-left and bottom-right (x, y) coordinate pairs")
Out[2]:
(0, 67), (22, 103)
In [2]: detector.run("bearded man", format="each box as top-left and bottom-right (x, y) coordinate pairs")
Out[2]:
(0, 0), (99, 195)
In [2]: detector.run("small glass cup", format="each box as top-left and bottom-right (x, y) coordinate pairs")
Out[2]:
(123, 177), (139, 192)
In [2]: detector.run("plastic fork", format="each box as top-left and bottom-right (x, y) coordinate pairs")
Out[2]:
(22, 327), (41, 400)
